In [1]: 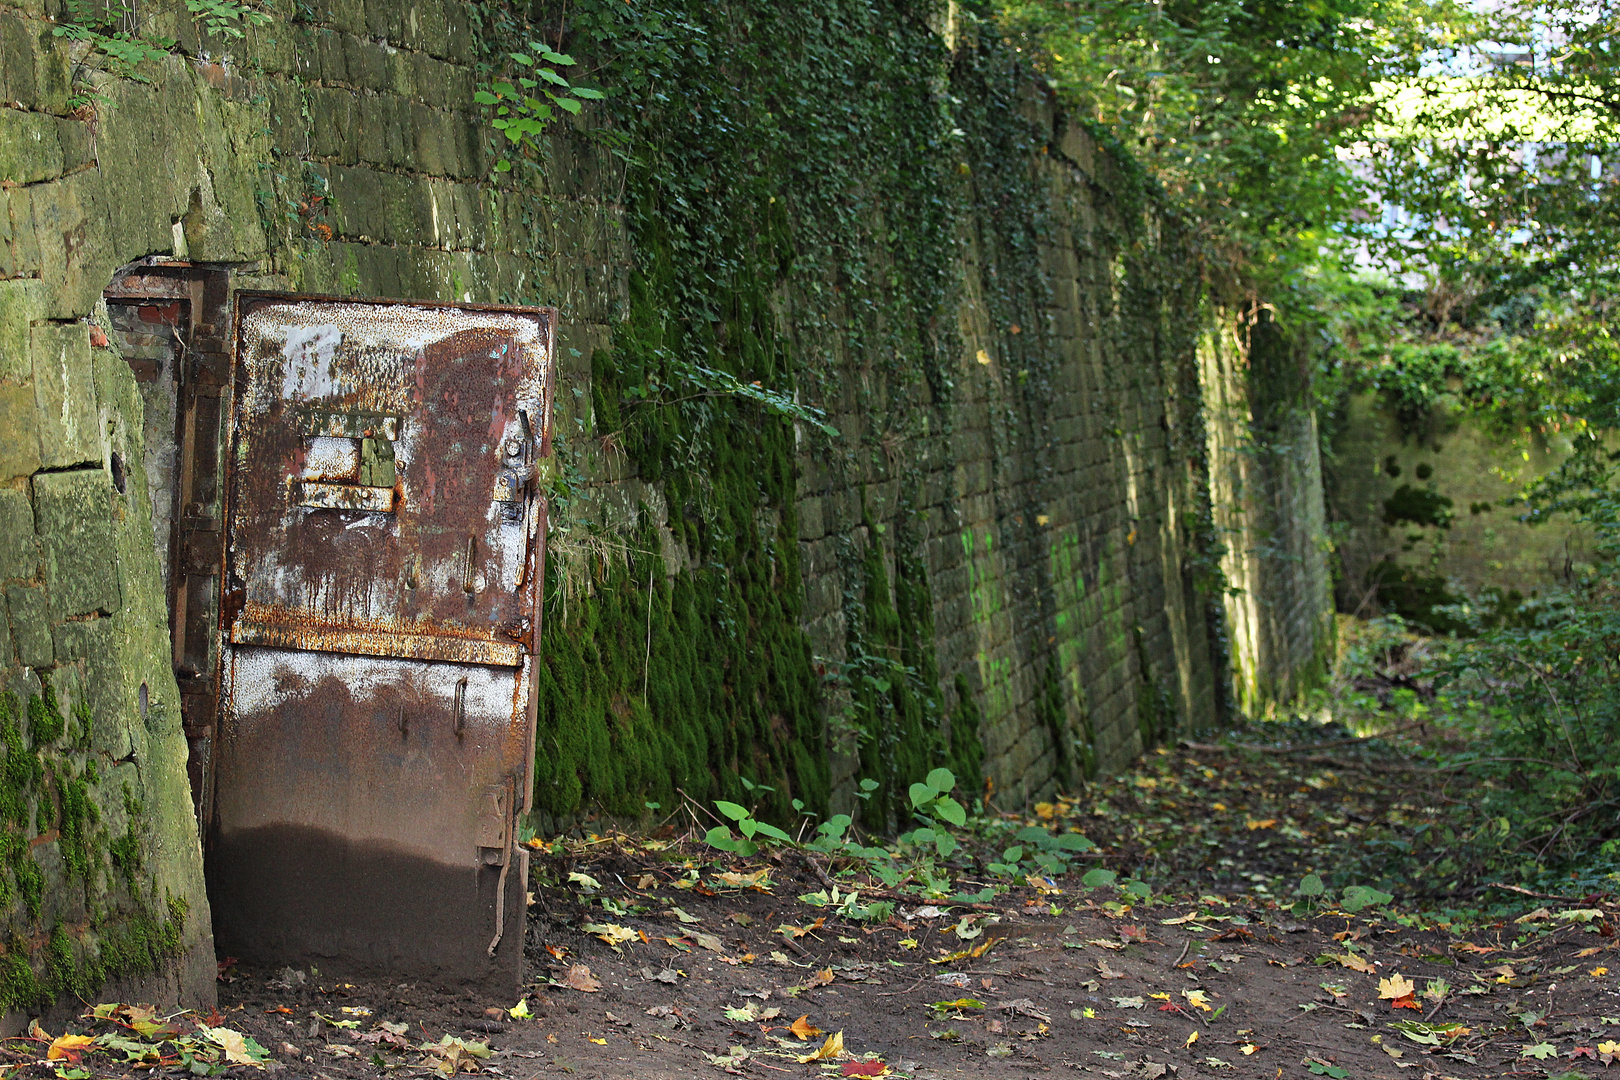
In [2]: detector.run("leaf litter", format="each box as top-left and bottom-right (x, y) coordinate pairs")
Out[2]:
(138, 718), (1620, 1078)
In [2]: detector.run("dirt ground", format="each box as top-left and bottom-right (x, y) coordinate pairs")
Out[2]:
(23, 733), (1620, 1080)
(195, 872), (1620, 1080)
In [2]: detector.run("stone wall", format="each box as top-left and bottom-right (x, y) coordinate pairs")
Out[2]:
(0, 0), (1333, 1011)
(1200, 317), (1334, 716)
(1327, 393), (1592, 623)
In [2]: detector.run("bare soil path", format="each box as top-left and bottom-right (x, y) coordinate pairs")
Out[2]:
(22, 731), (1620, 1080)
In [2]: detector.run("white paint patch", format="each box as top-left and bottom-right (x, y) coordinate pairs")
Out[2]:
(230, 648), (520, 730)
(280, 324), (345, 400)
(302, 436), (360, 481)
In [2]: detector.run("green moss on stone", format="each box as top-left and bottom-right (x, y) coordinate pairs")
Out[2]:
(26, 680), (64, 746)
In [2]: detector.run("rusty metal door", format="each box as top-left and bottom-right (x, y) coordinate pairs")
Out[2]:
(209, 296), (554, 991)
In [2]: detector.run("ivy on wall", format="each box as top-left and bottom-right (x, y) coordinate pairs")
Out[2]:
(471, 0), (1226, 824)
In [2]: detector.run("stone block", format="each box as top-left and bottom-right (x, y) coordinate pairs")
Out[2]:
(52, 616), (131, 758)
(0, 15), (36, 108)
(345, 34), (390, 92)
(0, 110), (63, 186)
(31, 322), (100, 469)
(33, 468), (119, 619)
(6, 583), (50, 668)
(0, 486), (37, 581)
(0, 382), (40, 480)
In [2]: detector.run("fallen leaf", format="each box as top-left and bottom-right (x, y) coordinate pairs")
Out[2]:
(1112, 996), (1145, 1009)
(581, 922), (638, 950)
(1245, 819), (1277, 831)
(636, 873), (657, 889)
(1337, 952), (1375, 974)
(1577, 947), (1604, 958)
(199, 1026), (271, 1067)
(714, 869), (772, 891)
(1593, 967), (1611, 977)
(1096, 958), (1125, 979)
(545, 944), (569, 960)
(509, 998), (532, 1019)
(1183, 989), (1212, 1011)
(1521, 1042), (1558, 1060)
(1378, 974), (1416, 1001)
(1240, 1043), (1259, 1055)
(808, 968), (836, 987)
(790, 1015), (824, 1040)
(930, 998), (986, 1012)
(590, 1037), (607, 1045)
(565, 964), (602, 992)
(841, 1061), (889, 1077)
(798, 1031), (845, 1063)
(1184, 1029), (1199, 1048)
(46, 1034), (95, 1063)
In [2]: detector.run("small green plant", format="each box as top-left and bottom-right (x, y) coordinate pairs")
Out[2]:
(987, 824), (1097, 878)
(474, 42), (605, 173)
(185, 0), (270, 39)
(52, 0), (174, 88)
(899, 768), (967, 857)
(1291, 873), (1395, 915)
(705, 799), (792, 857)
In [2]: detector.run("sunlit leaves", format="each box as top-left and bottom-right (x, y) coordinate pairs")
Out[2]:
(476, 42), (605, 173)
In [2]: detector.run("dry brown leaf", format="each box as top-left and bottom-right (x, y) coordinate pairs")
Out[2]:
(807, 968), (835, 987)
(565, 964), (602, 992)
(1338, 953), (1375, 974)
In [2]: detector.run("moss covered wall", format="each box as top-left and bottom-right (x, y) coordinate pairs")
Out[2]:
(1327, 392), (1592, 627)
(0, 0), (1333, 1009)
(1200, 313), (1335, 716)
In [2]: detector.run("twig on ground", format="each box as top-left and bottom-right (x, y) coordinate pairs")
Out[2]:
(1486, 881), (1612, 905)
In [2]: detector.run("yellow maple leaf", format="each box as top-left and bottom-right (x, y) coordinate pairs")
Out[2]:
(899, 938), (918, 950)
(1378, 974), (1416, 1001)
(1592, 967), (1610, 977)
(1183, 989), (1213, 1012)
(590, 1037), (606, 1045)
(1598, 1040), (1620, 1055)
(1239, 1043), (1259, 1056)
(1337, 952), (1376, 974)
(798, 1031), (845, 1062)
(1034, 802), (1056, 819)
(1246, 819), (1277, 831)
(1576, 946), (1604, 958)
(47, 1034), (95, 1061)
(789, 1015), (823, 1041)
(1184, 1030), (1199, 1048)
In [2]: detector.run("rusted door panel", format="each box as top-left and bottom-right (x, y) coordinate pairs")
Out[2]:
(211, 297), (553, 991)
